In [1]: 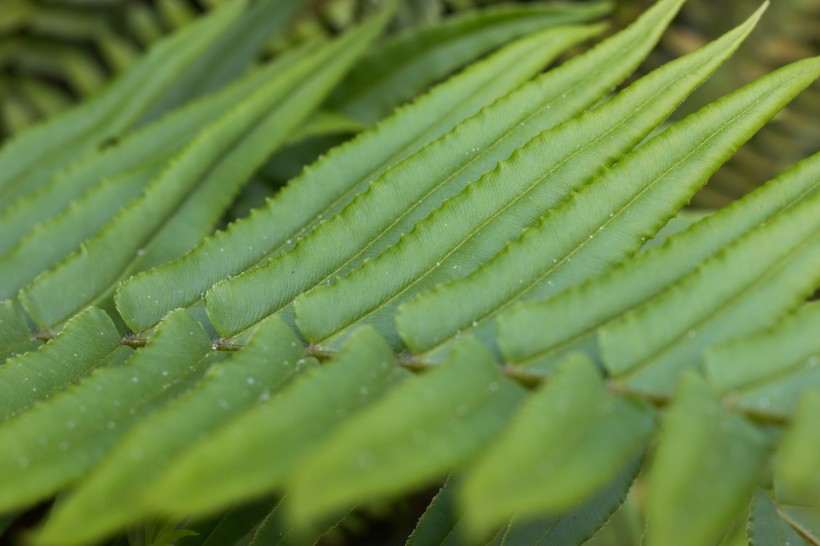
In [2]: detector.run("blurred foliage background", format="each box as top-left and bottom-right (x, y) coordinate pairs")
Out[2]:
(0, 0), (817, 204)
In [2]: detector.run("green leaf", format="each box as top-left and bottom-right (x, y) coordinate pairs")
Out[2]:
(705, 301), (820, 418)
(36, 317), (311, 546)
(498, 456), (642, 546)
(137, 0), (306, 124)
(399, 36), (817, 363)
(748, 490), (810, 546)
(0, 40), (318, 258)
(602, 150), (820, 397)
(461, 354), (653, 535)
(123, 21), (604, 333)
(19, 5), (392, 329)
(0, 161), (163, 299)
(0, 307), (127, 421)
(0, 309), (212, 513)
(497, 151), (820, 375)
(206, 0), (684, 338)
(298, 6), (763, 349)
(644, 373), (769, 546)
(0, 0), (245, 206)
(288, 336), (525, 526)
(327, 1), (611, 124)
(142, 327), (407, 518)
(775, 390), (820, 509)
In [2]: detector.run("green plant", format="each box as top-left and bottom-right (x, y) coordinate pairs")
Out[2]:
(0, 0), (818, 544)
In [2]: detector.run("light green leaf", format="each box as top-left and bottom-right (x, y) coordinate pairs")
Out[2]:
(123, 21), (604, 332)
(207, 0), (684, 338)
(0, 309), (213, 513)
(602, 153), (820, 397)
(0, 307), (126, 421)
(328, 1), (611, 124)
(499, 456), (642, 546)
(298, 6), (763, 349)
(0, 40), (318, 258)
(399, 40), (818, 363)
(137, 0), (306, 124)
(0, 0), (245, 206)
(461, 354), (652, 535)
(288, 336), (525, 526)
(0, 161), (163, 299)
(19, 5), (392, 329)
(143, 327), (407, 518)
(705, 301), (820, 418)
(644, 373), (769, 546)
(775, 390), (820, 509)
(498, 151), (820, 375)
(36, 317), (311, 546)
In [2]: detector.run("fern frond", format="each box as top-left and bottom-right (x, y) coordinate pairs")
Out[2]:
(119, 20), (606, 332)
(497, 151), (820, 376)
(398, 54), (820, 362)
(327, 1), (612, 124)
(297, 5), (764, 350)
(205, 0), (684, 338)
(18, 3), (393, 329)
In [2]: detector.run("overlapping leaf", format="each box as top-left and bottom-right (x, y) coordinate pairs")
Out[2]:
(117, 21), (604, 331)
(296, 6), (763, 350)
(205, 0), (685, 338)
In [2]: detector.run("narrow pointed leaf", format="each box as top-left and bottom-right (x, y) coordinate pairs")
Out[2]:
(37, 317), (311, 546)
(705, 302), (820, 418)
(207, 0), (684, 337)
(297, 7), (763, 349)
(0, 307), (126, 421)
(121, 22), (604, 332)
(328, 1), (611, 124)
(602, 161), (820, 396)
(0, 162), (162, 299)
(498, 151), (820, 374)
(0, 309), (212, 512)
(0, 1), (245, 206)
(143, 327), (407, 518)
(644, 373), (769, 546)
(19, 6), (392, 329)
(137, 0), (306, 123)
(288, 336), (525, 526)
(462, 355), (652, 534)
(399, 56), (820, 361)
(0, 41), (318, 257)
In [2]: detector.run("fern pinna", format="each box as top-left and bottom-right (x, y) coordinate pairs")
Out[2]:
(0, 0), (818, 544)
